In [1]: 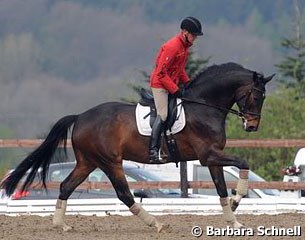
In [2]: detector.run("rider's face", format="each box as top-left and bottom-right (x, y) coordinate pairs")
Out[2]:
(182, 30), (197, 44)
(187, 32), (197, 43)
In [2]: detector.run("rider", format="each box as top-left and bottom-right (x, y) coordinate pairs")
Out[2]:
(149, 17), (203, 162)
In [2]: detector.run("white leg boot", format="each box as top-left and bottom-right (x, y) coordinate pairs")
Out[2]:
(231, 170), (249, 211)
(129, 202), (169, 233)
(220, 197), (244, 229)
(53, 199), (72, 231)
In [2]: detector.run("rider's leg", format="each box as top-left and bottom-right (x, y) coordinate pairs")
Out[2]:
(149, 115), (165, 161)
(151, 88), (168, 121)
(149, 88), (168, 162)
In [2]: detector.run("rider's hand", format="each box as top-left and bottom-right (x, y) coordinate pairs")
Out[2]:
(173, 90), (183, 98)
(184, 81), (191, 89)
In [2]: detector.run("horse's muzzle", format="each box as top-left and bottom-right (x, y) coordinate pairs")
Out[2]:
(245, 125), (258, 132)
(242, 118), (259, 132)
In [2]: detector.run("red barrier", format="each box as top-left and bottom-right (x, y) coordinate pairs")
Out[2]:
(27, 180), (305, 190)
(1, 139), (305, 148)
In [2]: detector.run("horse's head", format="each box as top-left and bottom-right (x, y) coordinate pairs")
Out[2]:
(235, 72), (275, 132)
(184, 63), (275, 132)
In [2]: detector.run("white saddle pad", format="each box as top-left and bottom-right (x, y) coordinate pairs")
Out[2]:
(135, 99), (186, 136)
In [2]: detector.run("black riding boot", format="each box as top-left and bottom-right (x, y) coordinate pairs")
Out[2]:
(149, 115), (165, 163)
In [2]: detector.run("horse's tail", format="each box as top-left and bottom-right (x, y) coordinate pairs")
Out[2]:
(0, 115), (78, 196)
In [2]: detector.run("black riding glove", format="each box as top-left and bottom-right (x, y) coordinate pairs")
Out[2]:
(173, 90), (183, 98)
(184, 81), (191, 89)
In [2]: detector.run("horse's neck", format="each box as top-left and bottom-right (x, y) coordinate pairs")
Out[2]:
(187, 79), (238, 110)
(184, 81), (237, 134)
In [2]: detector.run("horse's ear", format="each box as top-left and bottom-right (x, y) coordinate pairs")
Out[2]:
(264, 73), (275, 84)
(253, 71), (261, 83)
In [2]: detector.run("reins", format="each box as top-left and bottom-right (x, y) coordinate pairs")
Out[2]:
(182, 82), (265, 120)
(181, 97), (245, 118)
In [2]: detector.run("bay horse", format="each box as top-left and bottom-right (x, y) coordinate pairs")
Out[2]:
(1, 62), (274, 232)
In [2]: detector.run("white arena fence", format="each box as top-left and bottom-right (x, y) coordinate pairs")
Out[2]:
(1, 197), (305, 217)
(1, 139), (305, 217)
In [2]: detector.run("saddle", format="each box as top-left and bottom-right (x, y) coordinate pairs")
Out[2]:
(136, 88), (186, 165)
(138, 88), (180, 131)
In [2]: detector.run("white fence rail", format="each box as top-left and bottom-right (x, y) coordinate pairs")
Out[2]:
(1, 197), (305, 217)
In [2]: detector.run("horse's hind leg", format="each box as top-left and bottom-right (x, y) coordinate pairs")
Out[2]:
(105, 163), (168, 233)
(53, 151), (95, 231)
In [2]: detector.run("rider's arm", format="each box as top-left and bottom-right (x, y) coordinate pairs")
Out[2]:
(180, 68), (190, 84)
(180, 51), (190, 84)
(154, 45), (179, 94)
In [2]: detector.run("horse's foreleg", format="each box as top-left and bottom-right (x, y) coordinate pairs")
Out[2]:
(205, 149), (249, 212)
(53, 163), (94, 231)
(231, 169), (249, 211)
(106, 164), (168, 233)
(220, 197), (243, 229)
(208, 166), (244, 228)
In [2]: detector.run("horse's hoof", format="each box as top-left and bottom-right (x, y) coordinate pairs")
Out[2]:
(156, 223), (171, 233)
(54, 223), (72, 232)
(233, 221), (244, 229)
(63, 224), (72, 232)
(230, 198), (239, 212)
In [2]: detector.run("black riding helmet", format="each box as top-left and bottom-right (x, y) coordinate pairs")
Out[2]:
(180, 17), (203, 36)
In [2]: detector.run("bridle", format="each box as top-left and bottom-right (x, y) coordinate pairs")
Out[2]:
(182, 84), (266, 120)
(235, 84), (266, 120)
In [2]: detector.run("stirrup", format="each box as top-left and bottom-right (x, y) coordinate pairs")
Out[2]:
(149, 149), (167, 163)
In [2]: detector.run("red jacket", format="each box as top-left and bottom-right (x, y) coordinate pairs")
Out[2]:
(150, 33), (191, 94)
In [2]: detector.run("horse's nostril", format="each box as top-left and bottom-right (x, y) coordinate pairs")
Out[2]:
(247, 126), (257, 132)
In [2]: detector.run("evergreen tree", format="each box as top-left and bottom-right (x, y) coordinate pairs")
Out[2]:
(185, 52), (210, 80)
(276, 0), (305, 91)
